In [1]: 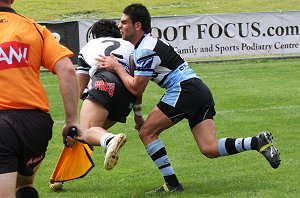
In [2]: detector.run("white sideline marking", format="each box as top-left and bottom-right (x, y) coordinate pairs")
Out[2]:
(217, 105), (299, 115)
(53, 105), (299, 124)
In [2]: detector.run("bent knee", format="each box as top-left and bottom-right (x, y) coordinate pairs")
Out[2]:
(200, 146), (220, 158)
(138, 129), (150, 140)
(138, 128), (159, 144)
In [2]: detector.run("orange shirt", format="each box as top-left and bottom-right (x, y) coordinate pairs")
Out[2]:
(0, 7), (74, 112)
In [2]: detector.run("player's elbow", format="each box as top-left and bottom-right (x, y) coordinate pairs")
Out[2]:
(54, 57), (76, 77)
(128, 85), (141, 96)
(129, 88), (138, 96)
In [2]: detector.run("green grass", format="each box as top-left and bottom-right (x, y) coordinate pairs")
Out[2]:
(14, 0), (300, 20)
(37, 58), (300, 198)
(11, 1), (300, 197)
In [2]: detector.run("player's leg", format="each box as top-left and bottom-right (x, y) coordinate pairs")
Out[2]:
(191, 112), (281, 168)
(101, 82), (135, 170)
(80, 99), (111, 131)
(79, 98), (116, 146)
(0, 120), (18, 197)
(139, 105), (183, 193)
(186, 78), (259, 159)
(217, 131), (280, 168)
(15, 111), (52, 197)
(80, 99), (126, 170)
(16, 164), (40, 198)
(0, 172), (17, 198)
(138, 105), (174, 146)
(0, 110), (51, 197)
(191, 119), (274, 159)
(191, 119), (220, 158)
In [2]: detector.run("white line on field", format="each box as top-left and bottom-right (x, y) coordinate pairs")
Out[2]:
(217, 105), (299, 115)
(52, 104), (299, 124)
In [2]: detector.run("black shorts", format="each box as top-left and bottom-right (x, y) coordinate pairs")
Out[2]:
(85, 69), (136, 123)
(157, 78), (216, 129)
(0, 109), (53, 176)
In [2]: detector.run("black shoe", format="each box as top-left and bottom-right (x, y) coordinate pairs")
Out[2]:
(146, 183), (183, 194)
(257, 132), (281, 169)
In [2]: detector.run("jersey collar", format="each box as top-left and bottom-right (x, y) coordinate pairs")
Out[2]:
(0, 7), (16, 13)
(135, 34), (146, 49)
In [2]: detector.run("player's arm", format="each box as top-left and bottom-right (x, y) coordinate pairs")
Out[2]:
(129, 54), (135, 77)
(54, 56), (80, 143)
(77, 54), (92, 99)
(133, 94), (144, 130)
(99, 54), (147, 130)
(99, 54), (150, 96)
(77, 73), (89, 99)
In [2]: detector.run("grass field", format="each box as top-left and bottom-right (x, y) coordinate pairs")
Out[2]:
(14, 0), (300, 20)
(37, 58), (300, 198)
(9, 1), (300, 197)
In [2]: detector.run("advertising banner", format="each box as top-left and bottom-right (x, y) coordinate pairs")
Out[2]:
(150, 12), (300, 58)
(40, 11), (300, 64)
(39, 21), (79, 63)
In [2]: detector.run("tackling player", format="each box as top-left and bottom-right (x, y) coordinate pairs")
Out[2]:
(99, 3), (281, 193)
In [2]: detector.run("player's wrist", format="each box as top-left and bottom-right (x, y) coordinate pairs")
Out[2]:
(134, 111), (142, 116)
(133, 104), (142, 116)
(114, 62), (123, 73)
(134, 104), (142, 108)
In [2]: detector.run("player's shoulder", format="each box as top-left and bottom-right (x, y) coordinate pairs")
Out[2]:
(135, 34), (157, 58)
(140, 34), (158, 50)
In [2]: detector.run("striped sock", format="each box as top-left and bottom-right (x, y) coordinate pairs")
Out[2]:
(100, 132), (114, 148)
(218, 136), (257, 156)
(146, 139), (180, 187)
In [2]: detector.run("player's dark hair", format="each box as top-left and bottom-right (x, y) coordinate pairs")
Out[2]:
(91, 19), (121, 38)
(123, 3), (151, 33)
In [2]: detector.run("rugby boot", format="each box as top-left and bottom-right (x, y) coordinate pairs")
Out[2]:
(146, 182), (183, 194)
(104, 133), (127, 170)
(257, 131), (281, 169)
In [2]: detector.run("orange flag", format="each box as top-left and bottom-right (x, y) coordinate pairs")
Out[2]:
(49, 142), (94, 184)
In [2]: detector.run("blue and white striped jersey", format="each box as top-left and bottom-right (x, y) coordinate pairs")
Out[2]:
(133, 33), (199, 89)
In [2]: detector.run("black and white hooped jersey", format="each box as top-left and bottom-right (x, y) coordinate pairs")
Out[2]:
(77, 37), (134, 78)
(134, 33), (198, 89)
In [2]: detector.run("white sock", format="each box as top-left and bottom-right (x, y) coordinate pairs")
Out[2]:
(100, 133), (115, 148)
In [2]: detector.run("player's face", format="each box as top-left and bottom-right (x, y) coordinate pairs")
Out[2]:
(118, 14), (137, 44)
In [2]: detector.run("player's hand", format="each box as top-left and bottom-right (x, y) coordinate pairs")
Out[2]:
(134, 115), (144, 131)
(65, 136), (77, 146)
(96, 54), (120, 71)
(62, 125), (80, 146)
